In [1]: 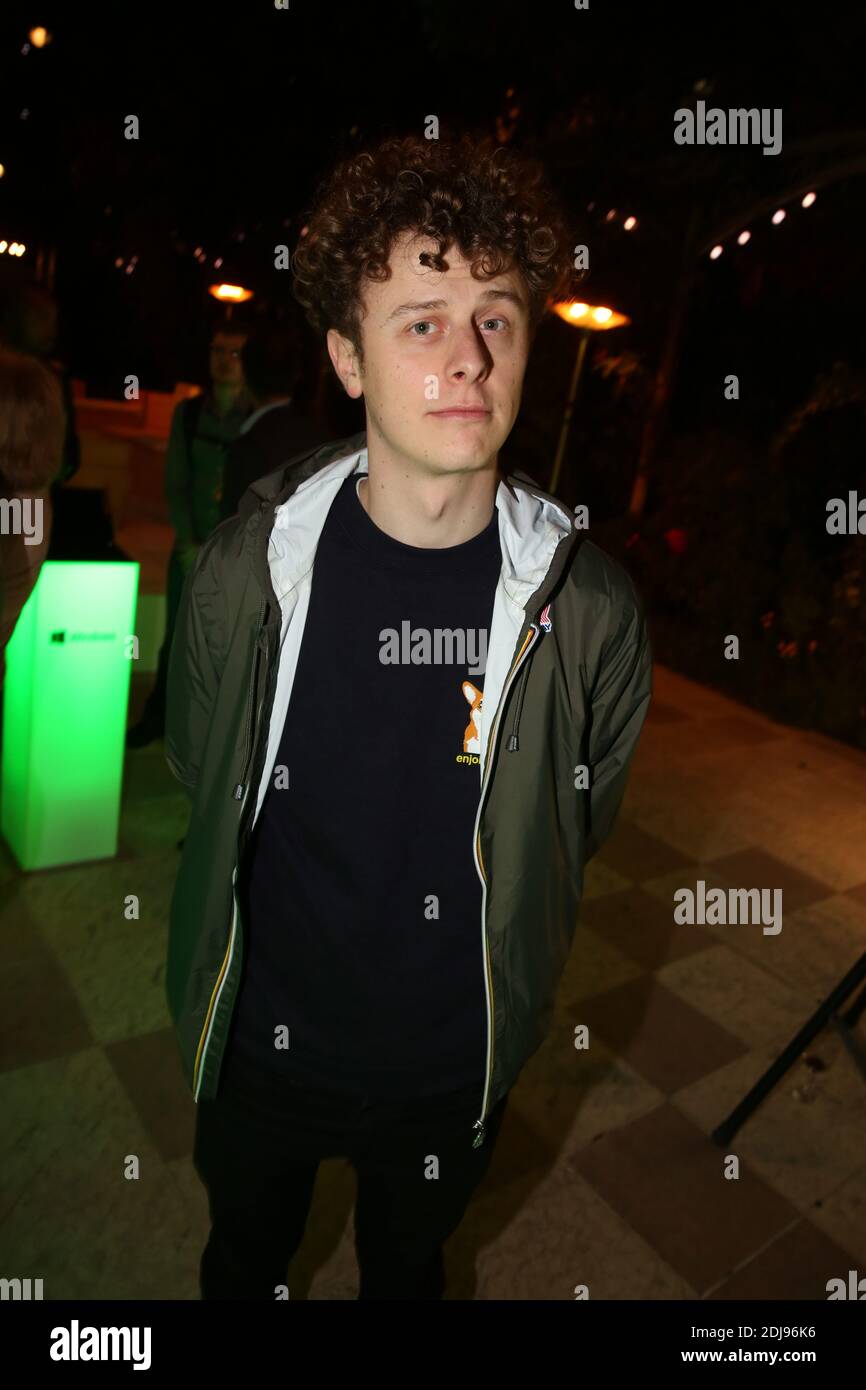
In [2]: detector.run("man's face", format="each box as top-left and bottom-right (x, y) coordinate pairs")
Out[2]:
(209, 332), (247, 387)
(328, 230), (531, 478)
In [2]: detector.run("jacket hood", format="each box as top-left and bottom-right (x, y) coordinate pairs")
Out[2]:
(237, 429), (585, 626)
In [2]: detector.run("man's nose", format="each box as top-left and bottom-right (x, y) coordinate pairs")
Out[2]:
(446, 325), (490, 380)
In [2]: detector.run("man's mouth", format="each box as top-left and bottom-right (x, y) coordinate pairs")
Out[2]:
(429, 407), (491, 419)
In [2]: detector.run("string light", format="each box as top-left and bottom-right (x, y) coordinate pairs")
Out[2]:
(709, 191), (815, 259)
(623, 215), (638, 231)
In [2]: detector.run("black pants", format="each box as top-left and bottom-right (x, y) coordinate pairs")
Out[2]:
(193, 1050), (508, 1300)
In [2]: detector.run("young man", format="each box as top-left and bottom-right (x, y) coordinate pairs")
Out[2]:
(165, 133), (653, 1301)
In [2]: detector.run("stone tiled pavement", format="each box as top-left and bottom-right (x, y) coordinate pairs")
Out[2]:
(2, 663), (865, 1300)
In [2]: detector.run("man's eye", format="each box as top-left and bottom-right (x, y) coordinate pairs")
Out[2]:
(409, 321), (436, 336)
(482, 318), (507, 331)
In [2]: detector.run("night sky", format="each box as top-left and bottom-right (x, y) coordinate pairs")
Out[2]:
(1, 0), (864, 450)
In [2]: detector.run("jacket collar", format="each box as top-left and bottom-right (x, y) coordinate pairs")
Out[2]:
(240, 431), (582, 623)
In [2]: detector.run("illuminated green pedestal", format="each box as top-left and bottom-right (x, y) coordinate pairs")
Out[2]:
(1, 560), (140, 870)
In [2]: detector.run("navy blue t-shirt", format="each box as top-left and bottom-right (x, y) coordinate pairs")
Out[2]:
(223, 471), (502, 1100)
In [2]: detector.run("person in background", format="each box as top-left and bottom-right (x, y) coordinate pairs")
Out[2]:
(219, 323), (326, 522)
(0, 348), (65, 700)
(126, 323), (253, 748)
(0, 281), (81, 500)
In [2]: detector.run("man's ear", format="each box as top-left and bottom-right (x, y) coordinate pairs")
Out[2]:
(326, 328), (364, 400)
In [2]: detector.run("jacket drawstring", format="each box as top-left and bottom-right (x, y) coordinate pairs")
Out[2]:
(506, 654), (532, 753)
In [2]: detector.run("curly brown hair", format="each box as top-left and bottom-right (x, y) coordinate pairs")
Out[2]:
(292, 132), (574, 363)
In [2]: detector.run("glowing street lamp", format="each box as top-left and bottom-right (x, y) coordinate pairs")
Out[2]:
(553, 300), (629, 331)
(208, 282), (253, 321)
(208, 283), (252, 302)
(549, 298), (631, 493)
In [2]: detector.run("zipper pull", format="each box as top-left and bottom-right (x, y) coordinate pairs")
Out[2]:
(233, 783), (244, 800)
(472, 1119), (486, 1149)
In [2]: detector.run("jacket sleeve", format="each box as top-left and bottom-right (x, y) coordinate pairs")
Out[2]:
(584, 589), (653, 863)
(164, 403), (196, 547)
(164, 539), (225, 799)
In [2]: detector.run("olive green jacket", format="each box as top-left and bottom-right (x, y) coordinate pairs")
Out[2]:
(165, 432), (653, 1147)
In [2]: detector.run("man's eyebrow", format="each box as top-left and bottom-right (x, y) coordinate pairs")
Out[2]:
(382, 286), (526, 325)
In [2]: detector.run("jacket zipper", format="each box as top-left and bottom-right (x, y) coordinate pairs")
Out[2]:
(233, 602), (267, 802)
(470, 621), (540, 1148)
(193, 603), (267, 1099)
